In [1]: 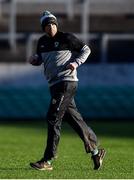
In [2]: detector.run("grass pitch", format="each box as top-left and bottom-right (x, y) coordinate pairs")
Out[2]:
(0, 120), (134, 179)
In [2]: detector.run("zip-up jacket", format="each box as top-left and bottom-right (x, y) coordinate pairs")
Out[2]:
(36, 31), (91, 86)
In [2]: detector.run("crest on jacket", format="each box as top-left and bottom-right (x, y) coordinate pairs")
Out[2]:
(54, 42), (59, 48)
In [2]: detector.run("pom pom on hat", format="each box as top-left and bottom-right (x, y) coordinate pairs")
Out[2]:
(40, 11), (58, 28)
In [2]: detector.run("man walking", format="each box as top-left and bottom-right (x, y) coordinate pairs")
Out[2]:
(29, 11), (106, 171)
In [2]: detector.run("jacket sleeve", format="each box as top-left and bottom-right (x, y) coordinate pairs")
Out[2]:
(75, 44), (91, 66)
(66, 33), (91, 66)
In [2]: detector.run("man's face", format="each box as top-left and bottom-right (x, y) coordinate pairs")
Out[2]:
(44, 23), (57, 37)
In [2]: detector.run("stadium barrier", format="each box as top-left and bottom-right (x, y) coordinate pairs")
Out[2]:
(0, 64), (134, 119)
(0, 86), (134, 119)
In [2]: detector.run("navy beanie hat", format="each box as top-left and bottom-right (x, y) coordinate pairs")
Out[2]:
(40, 11), (58, 30)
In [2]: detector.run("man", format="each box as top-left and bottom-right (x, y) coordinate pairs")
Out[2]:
(29, 11), (106, 171)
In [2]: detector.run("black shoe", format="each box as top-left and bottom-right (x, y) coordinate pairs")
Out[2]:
(92, 149), (106, 170)
(30, 160), (53, 171)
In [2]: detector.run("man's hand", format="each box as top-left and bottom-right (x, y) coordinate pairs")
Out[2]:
(28, 54), (42, 66)
(66, 62), (78, 71)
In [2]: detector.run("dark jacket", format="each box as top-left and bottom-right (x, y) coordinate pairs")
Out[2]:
(36, 31), (91, 86)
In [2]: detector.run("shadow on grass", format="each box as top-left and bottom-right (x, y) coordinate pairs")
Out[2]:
(0, 118), (134, 138)
(0, 167), (31, 171)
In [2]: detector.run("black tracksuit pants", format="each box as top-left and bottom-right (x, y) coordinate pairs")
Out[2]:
(43, 81), (98, 161)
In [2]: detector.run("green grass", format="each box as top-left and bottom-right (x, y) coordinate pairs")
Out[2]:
(0, 120), (134, 179)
